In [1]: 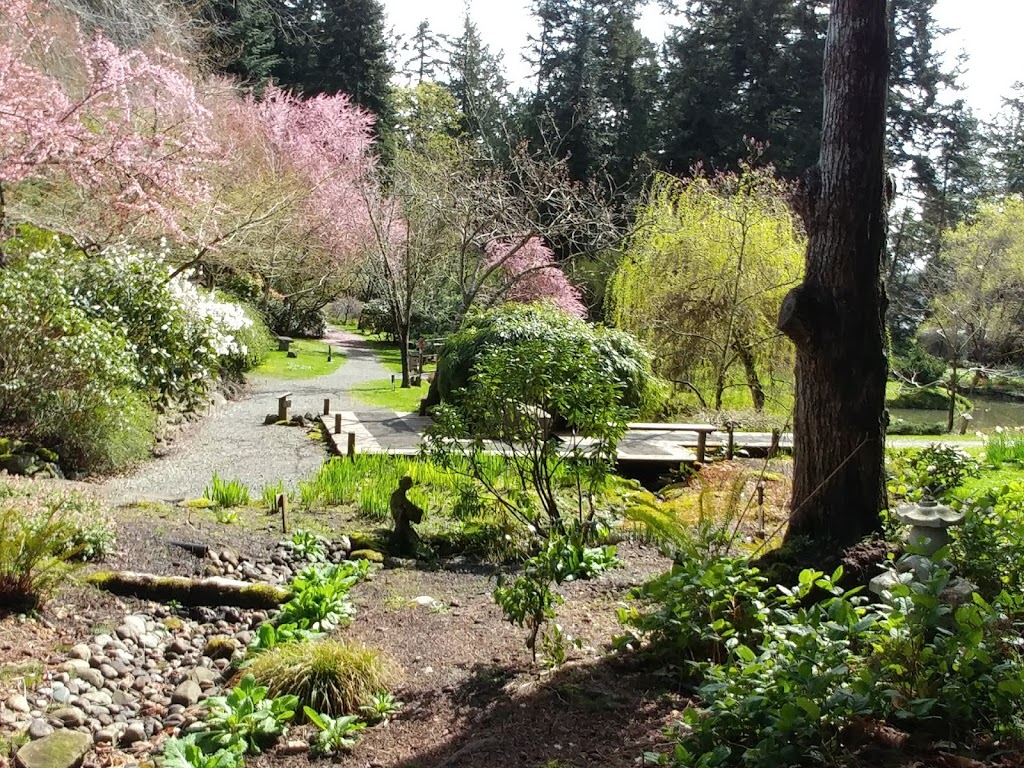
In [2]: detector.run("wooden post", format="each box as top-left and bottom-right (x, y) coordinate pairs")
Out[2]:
(323, 398), (330, 415)
(327, 345), (332, 362)
(391, 374), (395, 391)
(696, 431), (707, 464)
(276, 493), (288, 534)
(347, 432), (356, 459)
(726, 424), (735, 461)
(277, 393), (292, 422)
(334, 413), (342, 434)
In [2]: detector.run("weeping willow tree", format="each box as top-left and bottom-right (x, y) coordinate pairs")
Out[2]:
(608, 164), (805, 413)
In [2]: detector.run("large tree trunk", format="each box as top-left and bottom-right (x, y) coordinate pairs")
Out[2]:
(777, 0), (889, 550)
(735, 343), (766, 412)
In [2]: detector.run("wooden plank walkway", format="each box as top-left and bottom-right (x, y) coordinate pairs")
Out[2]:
(314, 411), (744, 465)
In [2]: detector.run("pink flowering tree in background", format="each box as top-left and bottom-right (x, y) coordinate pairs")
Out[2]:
(175, 83), (379, 324)
(0, 0), (214, 249)
(485, 236), (587, 318)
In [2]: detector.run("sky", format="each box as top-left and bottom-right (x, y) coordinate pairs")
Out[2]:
(382, 0), (1023, 119)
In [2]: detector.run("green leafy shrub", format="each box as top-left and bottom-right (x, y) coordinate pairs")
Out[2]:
(648, 565), (1024, 767)
(495, 536), (620, 661)
(160, 736), (245, 768)
(358, 691), (403, 723)
(431, 303), (660, 416)
(41, 387), (156, 474)
(886, 443), (981, 501)
(890, 343), (946, 386)
(286, 530), (328, 563)
(245, 622), (325, 659)
(952, 482), (1024, 597)
(194, 674), (297, 755)
(219, 300), (275, 378)
(246, 640), (396, 717)
(618, 555), (772, 670)
(204, 474), (251, 508)
(304, 707), (367, 754)
(275, 561), (370, 631)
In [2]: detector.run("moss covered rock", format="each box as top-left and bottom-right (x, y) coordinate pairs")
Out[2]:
(349, 549), (384, 564)
(16, 730), (92, 768)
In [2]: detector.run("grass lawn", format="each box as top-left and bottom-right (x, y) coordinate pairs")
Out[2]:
(253, 339), (344, 380)
(349, 378), (427, 412)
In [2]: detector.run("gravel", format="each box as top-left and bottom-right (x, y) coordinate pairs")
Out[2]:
(99, 329), (393, 505)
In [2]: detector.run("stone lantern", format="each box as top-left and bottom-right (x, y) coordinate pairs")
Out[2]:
(894, 497), (964, 557)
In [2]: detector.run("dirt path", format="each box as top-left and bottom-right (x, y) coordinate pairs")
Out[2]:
(98, 329), (394, 506)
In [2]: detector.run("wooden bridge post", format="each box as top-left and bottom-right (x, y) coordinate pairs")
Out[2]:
(334, 413), (342, 434)
(323, 398), (330, 415)
(696, 431), (708, 463)
(347, 432), (356, 459)
(277, 393), (292, 422)
(276, 493), (288, 534)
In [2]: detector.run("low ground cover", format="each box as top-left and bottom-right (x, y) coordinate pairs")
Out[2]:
(252, 340), (344, 381)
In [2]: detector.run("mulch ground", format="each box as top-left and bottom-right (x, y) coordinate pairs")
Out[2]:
(1, 476), (697, 768)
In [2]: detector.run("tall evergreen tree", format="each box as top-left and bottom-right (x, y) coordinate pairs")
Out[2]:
(988, 82), (1024, 197)
(658, 0), (827, 178)
(524, 0), (658, 190)
(445, 14), (510, 155)
(400, 20), (445, 85)
(204, 0), (280, 94)
(272, 0), (394, 138)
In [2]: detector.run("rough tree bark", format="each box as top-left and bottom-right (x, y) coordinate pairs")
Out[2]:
(777, 0), (889, 549)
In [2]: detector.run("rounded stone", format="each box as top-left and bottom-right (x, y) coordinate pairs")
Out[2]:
(28, 718), (53, 740)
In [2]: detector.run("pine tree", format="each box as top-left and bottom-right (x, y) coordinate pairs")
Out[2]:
(988, 82), (1024, 196)
(445, 13), (510, 154)
(400, 20), (445, 85)
(271, 0), (394, 138)
(204, 0), (280, 94)
(523, 0), (658, 189)
(659, 0), (826, 178)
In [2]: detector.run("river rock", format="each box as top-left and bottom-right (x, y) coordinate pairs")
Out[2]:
(121, 721), (147, 745)
(76, 668), (103, 690)
(171, 681), (201, 707)
(27, 719), (53, 740)
(6, 694), (31, 713)
(67, 645), (91, 663)
(50, 706), (87, 728)
(15, 730), (92, 768)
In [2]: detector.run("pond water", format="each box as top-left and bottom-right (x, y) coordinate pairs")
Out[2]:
(891, 395), (1024, 431)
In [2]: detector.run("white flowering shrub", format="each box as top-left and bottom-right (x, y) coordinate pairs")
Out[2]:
(0, 251), (139, 433)
(68, 243), (260, 409)
(0, 231), (272, 472)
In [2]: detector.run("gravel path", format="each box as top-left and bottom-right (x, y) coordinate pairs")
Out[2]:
(100, 329), (393, 505)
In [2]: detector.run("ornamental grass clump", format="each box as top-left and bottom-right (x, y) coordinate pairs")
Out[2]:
(245, 639), (397, 718)
(204, 473), (251, 508)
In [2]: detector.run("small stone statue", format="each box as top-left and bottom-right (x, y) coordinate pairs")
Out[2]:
(390, 476), (423, 555)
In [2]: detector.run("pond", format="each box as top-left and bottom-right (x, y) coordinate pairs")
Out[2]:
(891, 394), (1024, 431)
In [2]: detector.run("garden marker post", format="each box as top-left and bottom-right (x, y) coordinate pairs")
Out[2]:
(277, 393), (292, 422)
(323, 398), (330, 415)
(276, 493), (288, 534)
(335, 413), (343, 434)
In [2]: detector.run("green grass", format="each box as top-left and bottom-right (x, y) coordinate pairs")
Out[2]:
(956, 465), (1024, 499)
(253, 339), (344, 380)
(349, 379), (427, 412)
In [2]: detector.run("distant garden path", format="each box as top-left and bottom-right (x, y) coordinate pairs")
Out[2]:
(99, 328), (393, 505)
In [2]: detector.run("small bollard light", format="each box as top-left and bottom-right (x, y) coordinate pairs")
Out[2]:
(756, 479), (766, 539)
(391, 374), (396, 391)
